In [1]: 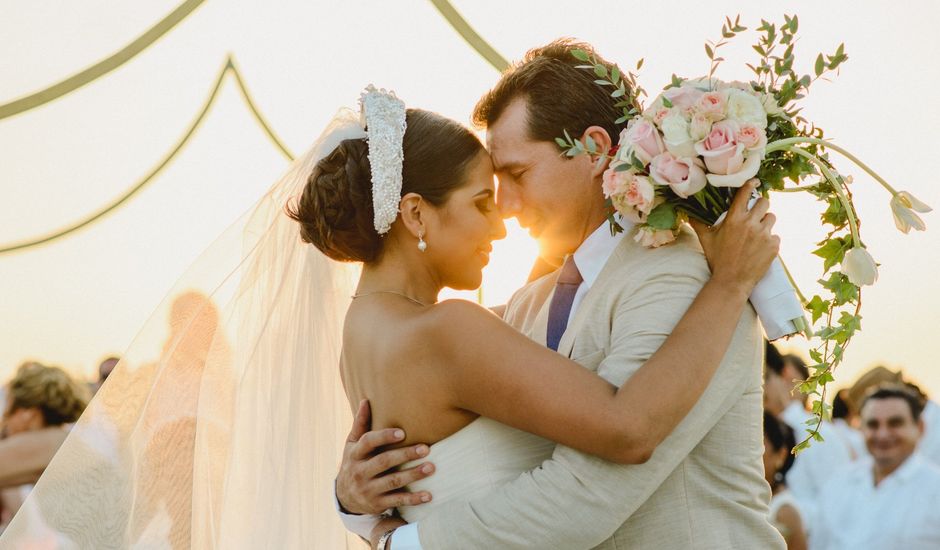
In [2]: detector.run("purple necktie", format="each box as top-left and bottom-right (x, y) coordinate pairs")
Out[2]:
(546, 256), (582, 352)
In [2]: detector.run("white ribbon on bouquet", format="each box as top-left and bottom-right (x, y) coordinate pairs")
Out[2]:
(715, 192), (807, 341)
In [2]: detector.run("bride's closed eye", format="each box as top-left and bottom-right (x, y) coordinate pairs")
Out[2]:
(476, 199), (495, 214)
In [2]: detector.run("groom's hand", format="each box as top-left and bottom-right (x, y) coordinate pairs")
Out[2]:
(336, 399), (435, 515)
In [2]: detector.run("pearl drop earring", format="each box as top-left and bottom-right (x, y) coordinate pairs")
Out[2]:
(417, 232), (427, 252)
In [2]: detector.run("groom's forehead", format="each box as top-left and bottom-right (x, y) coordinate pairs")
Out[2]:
(487, 133), (527, 171)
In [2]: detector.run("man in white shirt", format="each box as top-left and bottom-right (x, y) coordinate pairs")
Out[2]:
(811, 385), (940, 550)
(764, 344), (853, 533)
(830, 389), (866, 459)
(919, 398), (940, 464)
(902, 381), (940, 465)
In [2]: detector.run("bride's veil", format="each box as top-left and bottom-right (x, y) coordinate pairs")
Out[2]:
(1, 110), (366, 549)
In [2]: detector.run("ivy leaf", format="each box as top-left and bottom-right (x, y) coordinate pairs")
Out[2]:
(838, 311), (862, 335)
(821, 197), (848, 227)
(806, 295), (829, 324)
(793, 440), (812, 455)
(819, 272), (859, 305)
(812, 237), (852, 273)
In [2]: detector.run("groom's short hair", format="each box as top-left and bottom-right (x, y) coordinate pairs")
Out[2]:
(472, 39), (628, 145)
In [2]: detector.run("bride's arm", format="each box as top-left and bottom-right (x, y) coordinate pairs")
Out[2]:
(425, 189), (777, 464)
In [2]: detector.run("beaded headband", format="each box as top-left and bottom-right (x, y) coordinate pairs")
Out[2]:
(358, 85), (407, 235)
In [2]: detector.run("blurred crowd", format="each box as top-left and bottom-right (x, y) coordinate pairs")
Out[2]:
(0, 357), (115, 529)
(763, 342), (940, 550)
(2, 338), (938, 548)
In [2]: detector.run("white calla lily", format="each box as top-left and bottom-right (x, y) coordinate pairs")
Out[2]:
(890, 191), (932, 233)
(841, 247), (879, 286)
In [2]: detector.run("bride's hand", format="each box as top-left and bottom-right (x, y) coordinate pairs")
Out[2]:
(689, 179), (780, 298)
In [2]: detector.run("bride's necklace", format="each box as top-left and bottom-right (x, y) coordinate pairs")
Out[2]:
(351, 290), (429, 307)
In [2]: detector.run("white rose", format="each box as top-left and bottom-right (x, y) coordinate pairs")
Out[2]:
(725, 88), (768, 129)
(761, 92), (785, 117)
(660, 112), (695, 158)
(689, 112), (712, 141)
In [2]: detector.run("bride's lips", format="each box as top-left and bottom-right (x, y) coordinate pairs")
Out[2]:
(476, 246), (492, 265)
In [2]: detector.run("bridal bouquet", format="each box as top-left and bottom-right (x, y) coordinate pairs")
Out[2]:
(559, 15), (932, 450)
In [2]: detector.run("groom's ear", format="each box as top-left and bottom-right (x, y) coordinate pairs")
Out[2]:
(580, 126), (613, 177)
(398, 193), (425, 238)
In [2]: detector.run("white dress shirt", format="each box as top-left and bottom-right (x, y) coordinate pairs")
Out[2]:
(811, 453), (940, 550)
(780, 400), (853, 534)
(918, 400), (940, 465)
(340, 221), (628, 549)
(830, 419), (866, 461)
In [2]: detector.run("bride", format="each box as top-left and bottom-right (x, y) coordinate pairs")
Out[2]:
(0, 88), (776, 549)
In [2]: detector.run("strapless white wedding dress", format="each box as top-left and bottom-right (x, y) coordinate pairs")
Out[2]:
(398, 416), (555, 522)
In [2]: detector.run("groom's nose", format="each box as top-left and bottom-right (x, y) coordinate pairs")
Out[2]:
(496, 182), (523, 219)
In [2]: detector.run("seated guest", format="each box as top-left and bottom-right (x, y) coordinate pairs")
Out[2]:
(764, 343), (851, 533)
(812, 385), (940, 550)
(92, 356), (120, 394)
(904, 381), (940, 465)
(0, 362), (90, 488)
(830, 389), (865, 460)
(845, 365), (903, 415)
(764, 412), (807, 550)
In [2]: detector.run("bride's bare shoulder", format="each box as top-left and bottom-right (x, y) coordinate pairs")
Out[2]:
(424, 299), (501, 325)
(416, 299), (520, 358)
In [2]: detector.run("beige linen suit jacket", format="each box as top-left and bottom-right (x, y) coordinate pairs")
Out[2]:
(417, 228), (785, 549)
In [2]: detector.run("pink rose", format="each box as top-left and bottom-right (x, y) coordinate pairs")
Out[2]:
(663, 85), (704, 111)
(735, 123), (768, 152)
(602, 164), (630, 198)
(694, 120), (744, 175)
(651, 107), (672, 127)
(695, 91), (726, 121)
(649, 153), (707, 198)
(622, 119), (665, 165)
(634, 227), (677, 248)
(610, 172), (657, 223)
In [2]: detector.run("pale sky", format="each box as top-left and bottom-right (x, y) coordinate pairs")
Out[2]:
(2, 0), (938, 399)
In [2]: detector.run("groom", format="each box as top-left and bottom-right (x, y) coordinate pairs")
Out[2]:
(336, 40), (785, 549)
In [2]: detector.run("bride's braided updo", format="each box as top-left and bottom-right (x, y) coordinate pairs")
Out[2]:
(287, 109), (485, 263)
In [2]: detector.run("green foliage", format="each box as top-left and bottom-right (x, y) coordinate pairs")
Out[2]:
(647, 202), (678, 230)
(565, 17), (861, 453)
(704, 15), (747, 81)
(570, 48), (645, 130)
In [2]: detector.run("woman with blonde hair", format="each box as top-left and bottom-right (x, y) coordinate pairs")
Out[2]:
(0, 362), (89, 508)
